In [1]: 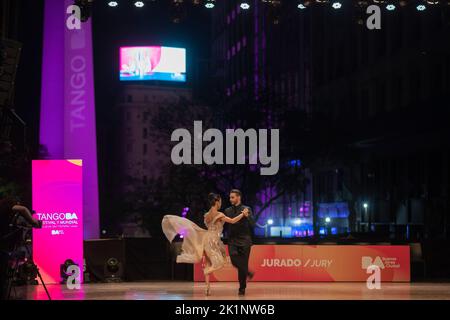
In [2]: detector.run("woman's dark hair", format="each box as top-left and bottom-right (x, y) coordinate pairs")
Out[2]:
(207, 193), (221, 208)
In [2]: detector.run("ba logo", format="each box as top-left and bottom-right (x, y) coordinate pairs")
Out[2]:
(361, 256), (385, 270)
(66, 5), (81, 30)
(66, 213), (78, 220)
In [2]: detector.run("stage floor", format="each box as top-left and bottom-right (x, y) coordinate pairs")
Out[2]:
(14, 281), (450, 300)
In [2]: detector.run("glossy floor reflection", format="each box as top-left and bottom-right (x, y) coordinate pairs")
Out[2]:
(13, 281), (450, 300)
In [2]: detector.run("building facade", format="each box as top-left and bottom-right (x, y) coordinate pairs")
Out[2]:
(117, 85), (192, 191)
(210, 0), (450, 240)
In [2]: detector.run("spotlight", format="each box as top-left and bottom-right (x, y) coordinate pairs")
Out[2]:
(416, 3), (427, 10)
(134, 1), (145, 7)
(297, 0), (311, 9)
(267, 219), (274, 225)
(108, 1), (118, 7)
(293, 218), (302, 225)
(331, 1), (342, 9)
(205, 0), (215, 8)
(240, 2), (251, 10)
(363, 203), (369, 209)
(104, 257), (123, 282)
(386, 3), (396, 10)
(426, 0), (439, 4)
(373, 0), (386, 3)
(325, 217), (331, 223)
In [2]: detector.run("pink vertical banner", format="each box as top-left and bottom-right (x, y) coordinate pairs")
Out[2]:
(64, 0), (99, 239)
(32, 160), (84, 284)
(40, 0), (99, 240)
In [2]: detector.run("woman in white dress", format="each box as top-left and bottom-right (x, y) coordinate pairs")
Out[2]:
(161, 193), (248, 295)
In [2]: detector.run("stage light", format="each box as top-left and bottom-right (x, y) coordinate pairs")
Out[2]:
(297, 0), (311, 9)
(293, 218), (302, 225)
(386, 3), (396, 10)
(134, 1), (145, 7)
(363, 203), (368, 209)
(267, 219), (274, 225)
(104, 257), (123, 282)
(331, 1), (342, 9)
(205, 0), (215, 8)
(325, 217), (331, 223)
(240, 2), (250, 10)
(108, 1), (118, 7)
(416, 3), (427, 10)
(426, 0), (439, 4)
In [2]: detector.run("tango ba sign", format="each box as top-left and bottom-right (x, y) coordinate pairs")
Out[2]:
(194, 245), (410, 282)
(32, 160), (84, 284)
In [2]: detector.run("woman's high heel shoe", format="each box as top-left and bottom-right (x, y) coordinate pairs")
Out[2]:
(205, 284), (211, 296)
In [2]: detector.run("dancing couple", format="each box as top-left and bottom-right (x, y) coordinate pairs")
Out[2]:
(162, 189), (255, 296)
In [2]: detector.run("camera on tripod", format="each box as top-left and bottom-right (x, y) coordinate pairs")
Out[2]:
(0, 203), (49, 300)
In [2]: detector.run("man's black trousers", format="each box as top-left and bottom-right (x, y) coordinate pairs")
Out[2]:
(228, 244), (251, 290)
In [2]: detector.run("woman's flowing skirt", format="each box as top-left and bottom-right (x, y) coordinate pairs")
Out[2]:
(162, 215), (207, 264)
(161, 215), (227, 274)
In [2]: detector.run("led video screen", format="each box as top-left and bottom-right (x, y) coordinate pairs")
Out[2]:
(120, 46), (186, 82)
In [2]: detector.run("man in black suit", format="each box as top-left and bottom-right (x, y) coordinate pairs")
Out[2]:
(224, 189), (255, 296)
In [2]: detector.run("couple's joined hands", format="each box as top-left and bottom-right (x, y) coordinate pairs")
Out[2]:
(241, 208), (249, 217)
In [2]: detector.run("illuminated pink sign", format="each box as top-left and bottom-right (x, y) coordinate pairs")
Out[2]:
(40, 0), (99, 240)
(120, 46), (186, 82)
(32, 160), (83, 284)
